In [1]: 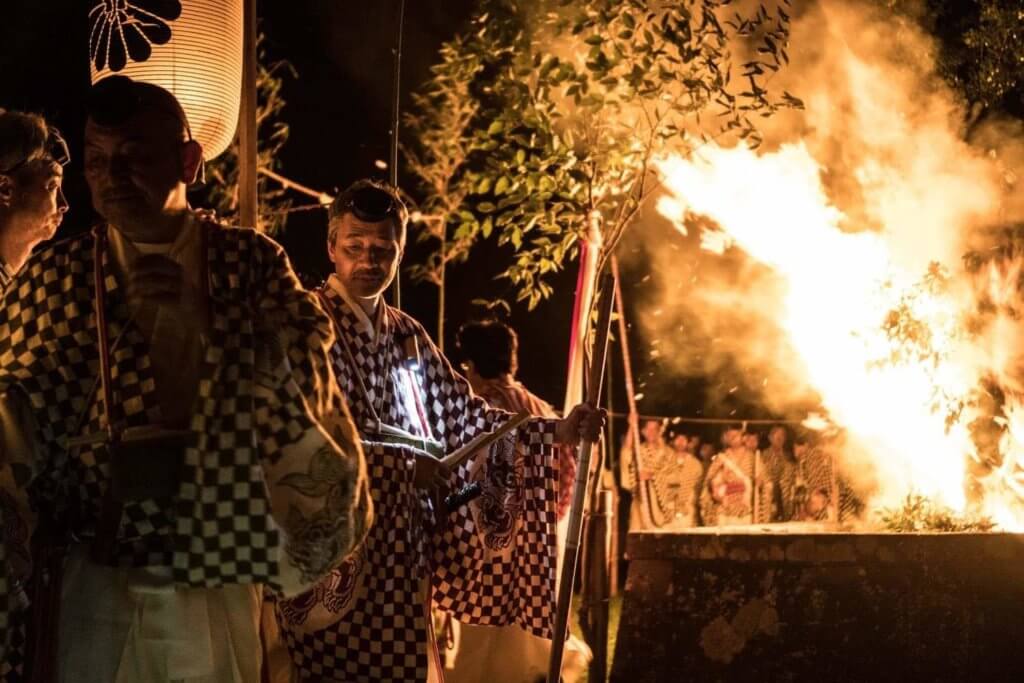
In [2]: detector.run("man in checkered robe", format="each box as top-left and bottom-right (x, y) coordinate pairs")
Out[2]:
(0, 77), (370, 682)
(0, 108), (70, 679)
(269, 180), (604, 683)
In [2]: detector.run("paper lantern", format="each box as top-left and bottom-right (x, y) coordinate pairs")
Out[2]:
(88, 0), (243, 159)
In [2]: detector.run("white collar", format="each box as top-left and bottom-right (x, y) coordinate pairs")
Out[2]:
(326, 273), (384, 341)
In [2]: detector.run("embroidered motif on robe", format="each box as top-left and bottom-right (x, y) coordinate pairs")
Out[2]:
(0, 221), (370, 681)
(273, 276), (564, 682)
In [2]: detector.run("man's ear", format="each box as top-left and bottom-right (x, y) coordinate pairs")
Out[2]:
(181, 139), (204, 185)
(0, 175), (13, 209)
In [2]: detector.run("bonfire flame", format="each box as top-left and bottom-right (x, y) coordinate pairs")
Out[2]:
(654, 143), (1024, 529)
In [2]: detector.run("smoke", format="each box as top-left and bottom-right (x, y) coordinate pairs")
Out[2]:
(626, 0), (1024, 515)
(633, 0), (1017, 408)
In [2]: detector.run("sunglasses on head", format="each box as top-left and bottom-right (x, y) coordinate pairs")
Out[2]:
(1, 127), (70, 175)
(338, 185), (405, 223)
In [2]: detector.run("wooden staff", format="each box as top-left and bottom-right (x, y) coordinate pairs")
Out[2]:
(548, 273), (616, 683)
(612, 256), (656, 530)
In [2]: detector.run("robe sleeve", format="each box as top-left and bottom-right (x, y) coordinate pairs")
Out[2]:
(0, 389), (46, 670)
(249, 234), (371, 596)
(0, 263), (72, 661)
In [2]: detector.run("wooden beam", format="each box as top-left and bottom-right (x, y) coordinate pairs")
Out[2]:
(238, 0), (259, 229)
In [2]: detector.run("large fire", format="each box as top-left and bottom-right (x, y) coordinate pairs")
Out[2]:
(654, 143), (1024, 529)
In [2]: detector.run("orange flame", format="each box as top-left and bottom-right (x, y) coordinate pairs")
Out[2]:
(655, 143), (1024, 529)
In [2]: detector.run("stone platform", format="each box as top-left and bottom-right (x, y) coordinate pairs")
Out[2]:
(610, 525), (1024, 682)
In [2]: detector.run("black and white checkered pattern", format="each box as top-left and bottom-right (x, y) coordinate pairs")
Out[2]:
(0, 612), (25, 682)
(0, 223), (361, 648)
(275, 290), (561, 681)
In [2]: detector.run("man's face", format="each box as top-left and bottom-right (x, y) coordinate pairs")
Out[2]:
(84, 113), (191, 226)
(328, 213), (402, 299)
(0, 159), (67, 243)
(671, 434), (688, 453)
(744, 434), (759, 450)
(770, 428), (786, 448)
(641, 420), (662, 444)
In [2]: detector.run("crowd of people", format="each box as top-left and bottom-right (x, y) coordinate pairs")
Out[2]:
(0, 77), (606, 683)
(620, 420), (863, 531)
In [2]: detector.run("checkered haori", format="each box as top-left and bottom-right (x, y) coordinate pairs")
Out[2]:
(274, 286), (562, 682)
(0, 223), (369, 674)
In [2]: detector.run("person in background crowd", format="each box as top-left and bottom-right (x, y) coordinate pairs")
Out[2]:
(670, 430), (690, 456)
(0, 109), (69, 288)
(698, 442), (715, 463)
(657, 427), (706, 528)
(760, 426), (798, 521)
(621, 419), (672, 530)
(742, 432), (761, 456)
(700, 428), (769, 525)
(445, 318), (589, 683)
(793, 435), (864, 523)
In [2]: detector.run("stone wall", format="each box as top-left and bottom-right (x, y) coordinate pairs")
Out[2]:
(611, 526), (1024, 682)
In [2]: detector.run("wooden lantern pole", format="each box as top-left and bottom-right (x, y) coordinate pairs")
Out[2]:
(548, 272), (616, 683)
(389, 0), (406, 310)
(238, 0), (259, 230)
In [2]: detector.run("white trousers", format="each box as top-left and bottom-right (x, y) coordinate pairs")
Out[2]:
(57, 547), (262, 683)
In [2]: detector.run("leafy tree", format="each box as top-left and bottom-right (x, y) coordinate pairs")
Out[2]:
(191, 34), (297, 233)
(402, 36), (485, 347)
(406, 0), (802, 309)
(884, 0), (1023, 119)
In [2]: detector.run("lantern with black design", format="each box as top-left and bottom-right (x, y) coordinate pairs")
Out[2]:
(88, 0), (243, 160)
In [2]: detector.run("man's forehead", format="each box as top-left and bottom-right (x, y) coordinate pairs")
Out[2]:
(335, 214), (399, 238)
(85, 114), (182, 145)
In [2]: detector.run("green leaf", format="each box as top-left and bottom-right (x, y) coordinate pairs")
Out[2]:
(495, 176), (511, 195)
(487, 120), (504, 136)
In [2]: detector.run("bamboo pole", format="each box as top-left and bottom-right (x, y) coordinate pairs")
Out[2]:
(585, 490), (612, 683)
(548, 273), (616, 683)
(612, 256), (656, 530)
(238, 0), (259, 230)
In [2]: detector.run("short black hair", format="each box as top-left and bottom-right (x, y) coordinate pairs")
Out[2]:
(87, 75), (192, 139)
(456, 320), (518, 380)
(328, 179), (408, 244)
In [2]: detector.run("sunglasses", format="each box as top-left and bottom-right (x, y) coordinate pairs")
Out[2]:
(1, 127), (70, 175)
(335, 185), (406, 224)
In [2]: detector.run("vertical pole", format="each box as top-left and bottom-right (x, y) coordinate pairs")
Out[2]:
(238, 0), (259, 230)
(585, 490), (612, 683)
(612, 256), (654, 530)
(548, 274), (615, 683)
(390, 0), (406, 310)
(605, 338), (619, 596)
